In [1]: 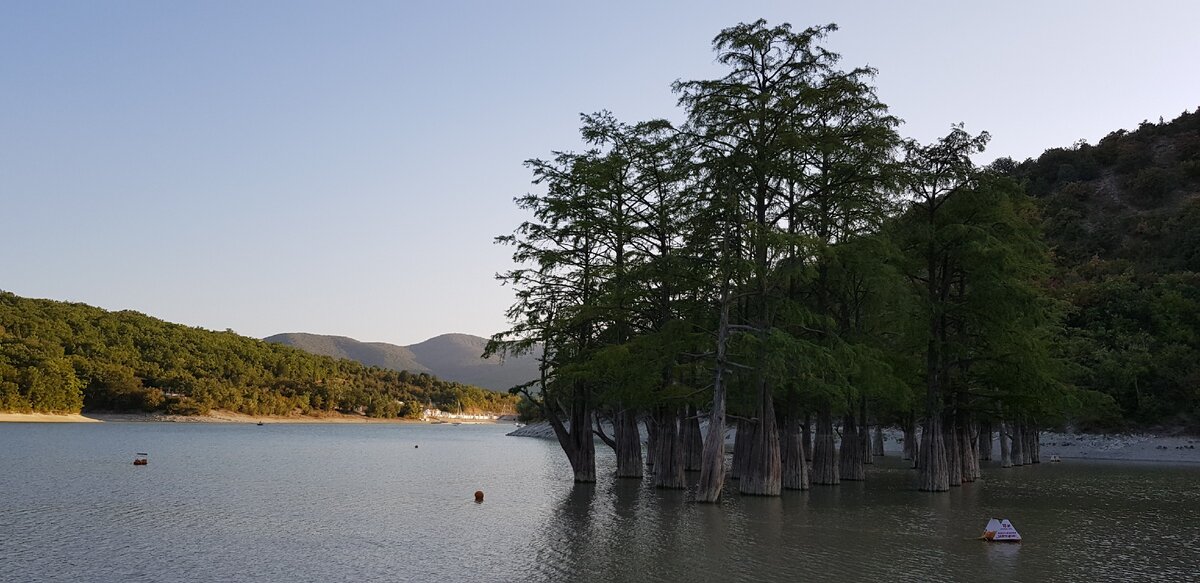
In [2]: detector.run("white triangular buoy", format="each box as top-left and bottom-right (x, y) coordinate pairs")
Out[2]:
(981, 518), (1022, 542)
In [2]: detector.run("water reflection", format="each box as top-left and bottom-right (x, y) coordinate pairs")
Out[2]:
(1, 424), (1198, 582)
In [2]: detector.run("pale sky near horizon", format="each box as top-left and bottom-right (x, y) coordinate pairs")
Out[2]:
(2, 1), (1198, 346)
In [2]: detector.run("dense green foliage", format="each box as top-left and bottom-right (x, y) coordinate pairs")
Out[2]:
(492, 20), (1085, 494)
(0, 292), (517, 417)
(1007, 110), (1200, 427)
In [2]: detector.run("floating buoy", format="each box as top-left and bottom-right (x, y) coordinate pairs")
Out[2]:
(979, 518), (1022, 543)
(474, 490), (484, 503)
(414, 445), (419, 449)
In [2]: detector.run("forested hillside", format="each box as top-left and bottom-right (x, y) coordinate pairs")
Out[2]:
(0, 292), (517, 417)
(1009, 109), (1200, 427)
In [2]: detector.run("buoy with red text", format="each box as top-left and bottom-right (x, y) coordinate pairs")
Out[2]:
(979, 518), (1022, 543)
(474, 490), (484, 503)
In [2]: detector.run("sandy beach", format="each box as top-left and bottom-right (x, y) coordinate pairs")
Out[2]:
(0, 412), (102, 423)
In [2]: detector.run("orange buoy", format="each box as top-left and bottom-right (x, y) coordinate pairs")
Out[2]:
(474, 490), (484, 503)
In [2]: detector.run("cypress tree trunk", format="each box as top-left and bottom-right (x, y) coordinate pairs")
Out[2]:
(781, 412), (809, 490)
(740, 380), (782, 496)
(614, 408), (643, 478)
(999, 422), (1013, 468)
(1028, 423), (1040, 464)
(860, 403), (873, 465)
(1011, 421), (1025, 466)
(696, 291), (731, 504)
(979, 421), (993, 461)
(872, 426), (885, 458)
(652, 407), (686, 489)
(544, 389), (596, 483)
(696, 402), (726, 502)
(903, 414), (918, 464)
(839, 413), (865, 481)
(918, 415), (949, 492)
(731, 417), (752, 480)
(812, 406), (839, 485)
(645, 413), (659, 471)
(681, 405), (703, 472)
(960, 420), (979, 482)
(944, 414), (962, 486)
(801, 413), (813, 463)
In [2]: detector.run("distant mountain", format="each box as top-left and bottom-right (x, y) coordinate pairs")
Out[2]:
(264, 332), (539, 392)
(264, 333), (429, 374)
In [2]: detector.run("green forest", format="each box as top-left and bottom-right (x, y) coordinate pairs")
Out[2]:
(487, 20), (1200, 498)
(0, 292), (517, 417)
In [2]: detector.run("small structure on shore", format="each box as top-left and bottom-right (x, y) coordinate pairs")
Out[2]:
(474, 490), (484, 503)
(133, 453), (149, 465)
(980, 518), (1021, 543)
(1049, 455), (1061, 463)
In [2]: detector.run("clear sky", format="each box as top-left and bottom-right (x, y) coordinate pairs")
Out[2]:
(2, 1), (1197, 345)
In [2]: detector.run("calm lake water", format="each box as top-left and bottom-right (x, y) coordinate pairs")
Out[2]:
(2, 423), (1197, 582)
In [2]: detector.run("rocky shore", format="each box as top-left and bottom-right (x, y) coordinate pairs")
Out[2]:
(509, 421), (1200, 463)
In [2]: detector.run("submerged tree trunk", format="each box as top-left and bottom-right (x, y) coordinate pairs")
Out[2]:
(1011, 421), (1025, 466)
(978, 421), (993, 461)
(740, 380), (782, 496)
(780, 412), (810, 490)
(918, 415), (949, 492)
(802, 413), (813, 463)
(960, 419), (979, 482)
(944, 414), (962, 486)
(873, 425), (885, 458)
(903, 414), (918, 464)
(545, 389), (596, 483)
(652, 407), (686, 489)
(839, 413), (865, 481)
(614, 408), (643, 478)
(1028, 423), (1040, 464)
(696, 289), (732, 504)
(645, 413), (659, 471)
(681, 405), (703, 471)
(812, 406), (839, 485)
(732, 417), (752, 480)
(999, 422), (1013, 468)
(861, 404), (873, 466)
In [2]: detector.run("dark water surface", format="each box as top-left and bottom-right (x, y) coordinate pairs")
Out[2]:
(2, 423), (1198, 582)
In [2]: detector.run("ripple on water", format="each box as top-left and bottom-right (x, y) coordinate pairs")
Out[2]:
(2, 425), (1198, 582)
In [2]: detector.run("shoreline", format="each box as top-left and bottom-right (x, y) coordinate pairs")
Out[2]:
(0, 412), (102, 423)
(0, 410), (511, 425)
(509, 421), (1200, 465)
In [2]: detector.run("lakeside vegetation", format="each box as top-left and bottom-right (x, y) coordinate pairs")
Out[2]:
(0, 292), (517, 418)
(489, 19), (1200, 498)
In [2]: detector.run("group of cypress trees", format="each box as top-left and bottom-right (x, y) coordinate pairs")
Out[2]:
(488, 20), (1076, 499)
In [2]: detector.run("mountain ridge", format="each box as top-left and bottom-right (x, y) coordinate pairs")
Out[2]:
(264, 332), (539, 392)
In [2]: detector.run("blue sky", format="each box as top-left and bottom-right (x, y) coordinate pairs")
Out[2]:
(3, 1), (1198, 345)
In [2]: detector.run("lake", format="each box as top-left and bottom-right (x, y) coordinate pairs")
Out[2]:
(2, 423), (1197, 582)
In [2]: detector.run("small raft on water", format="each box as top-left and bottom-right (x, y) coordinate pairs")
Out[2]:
(980, 518), (1021, 543)
(133, 453), (149, 466)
